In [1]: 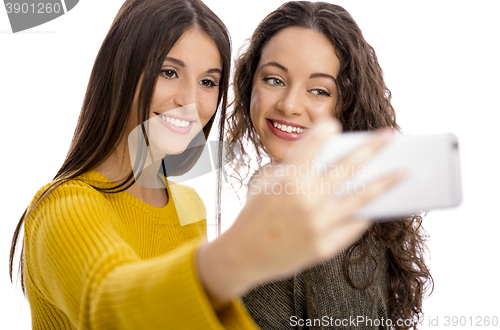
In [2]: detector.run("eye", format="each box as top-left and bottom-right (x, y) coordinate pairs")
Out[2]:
(160, 69), (178, 79)
(264, 77), (285, 87)
(310, 88), (331, 97)
(199, 78), (218, 88)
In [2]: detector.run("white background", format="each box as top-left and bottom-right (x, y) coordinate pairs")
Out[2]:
(1, 0), (499, 328)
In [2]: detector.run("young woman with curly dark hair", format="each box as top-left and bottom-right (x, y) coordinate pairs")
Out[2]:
(227, 2), (433, 329)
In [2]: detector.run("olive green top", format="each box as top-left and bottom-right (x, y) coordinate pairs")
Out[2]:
(243, 243), (389, 330)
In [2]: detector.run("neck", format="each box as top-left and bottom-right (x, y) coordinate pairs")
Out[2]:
(270, 157), (284, 167)
(96, 141), (168, 208)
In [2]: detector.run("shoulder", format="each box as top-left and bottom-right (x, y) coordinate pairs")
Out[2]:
(26, 176), (116, 228)
(167, 181), (205, 206)
(167, 181), (206, 225)
(32, 176), (107, 204)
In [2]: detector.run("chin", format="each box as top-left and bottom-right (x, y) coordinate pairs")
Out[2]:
(266, 150), (286, 163)
(152, 140), (191, 156)
(159, 146), (189, 156)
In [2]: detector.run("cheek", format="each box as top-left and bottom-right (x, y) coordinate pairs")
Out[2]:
(249, 92), (259, 124)
(249, 87), (270, 125)
(150, 81), (170, 108)
(309, 99), (337, 122)
(198, 93), (219, 126)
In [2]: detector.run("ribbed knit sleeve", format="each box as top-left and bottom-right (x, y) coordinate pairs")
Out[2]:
(24, 180), (258, 330)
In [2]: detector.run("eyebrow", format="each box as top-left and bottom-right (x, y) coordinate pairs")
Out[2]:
(164, 57), (222, 75)
(261, 61), (336, 82)
(206, 68), (223, 75)
(310, 73), (336, 82)
(261, 62), (288, 73)
(164, 57), (185, 67)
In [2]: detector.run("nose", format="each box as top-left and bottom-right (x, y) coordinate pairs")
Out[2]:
(173, 78), (197, 110)
(276, 87), (305, 116)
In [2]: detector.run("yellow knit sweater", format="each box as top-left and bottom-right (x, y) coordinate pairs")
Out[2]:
(23, 170), (259, 330)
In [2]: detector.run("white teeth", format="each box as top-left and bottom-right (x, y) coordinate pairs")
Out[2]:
(272, 120), (306, 134)
(159, 114), (191, 128)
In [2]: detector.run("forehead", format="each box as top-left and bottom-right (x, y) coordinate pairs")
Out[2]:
(259, 27), (340, 76)
(167, 28), (222, 68)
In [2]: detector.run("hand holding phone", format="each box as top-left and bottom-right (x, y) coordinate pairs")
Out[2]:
(315, 131), (462, 219)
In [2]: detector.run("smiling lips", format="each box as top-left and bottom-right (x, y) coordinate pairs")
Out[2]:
(158, 113), (192, 127)
(155, 112), (195, 134)
(267, 119), (309, 141)
(270, 119), (307, 134)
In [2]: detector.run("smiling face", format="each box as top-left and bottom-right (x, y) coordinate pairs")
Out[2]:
(128, 27), (222, 159)
(250, 27), (341, 161)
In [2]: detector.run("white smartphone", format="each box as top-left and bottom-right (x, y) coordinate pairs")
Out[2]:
(315, 132), (462, 220)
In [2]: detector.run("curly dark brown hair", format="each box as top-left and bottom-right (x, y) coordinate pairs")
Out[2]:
(226, 2), (433, 329)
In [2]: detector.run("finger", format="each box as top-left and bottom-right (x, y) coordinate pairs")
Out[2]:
(327, 169), (406, 221)
(286, 118), (342, 170)
(320, 217), (371, 258)
(326, 127), (394, 184)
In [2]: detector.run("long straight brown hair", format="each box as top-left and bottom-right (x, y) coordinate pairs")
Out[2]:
(9, 0), (231, 294)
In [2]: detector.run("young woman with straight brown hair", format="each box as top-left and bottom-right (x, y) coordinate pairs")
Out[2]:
(9, 0), (249, 328)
